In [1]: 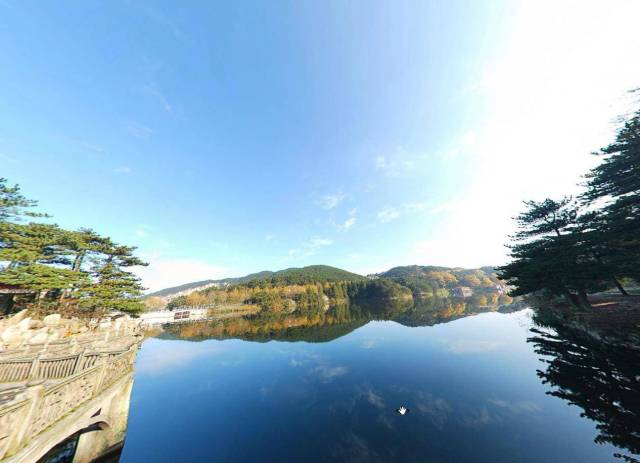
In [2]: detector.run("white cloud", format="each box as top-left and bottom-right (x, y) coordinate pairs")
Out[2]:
(113, 166), (131, 174)
(135, 228), (149, 238)
(287, 236), (333, 259)
(144, 82), (173, 113)
(339, 217), (356, 230)
(134, 257), (232, 293)
(125, 121), (153, 138)
(309, 237), (333, 247)
(317, 192), (345, 210)
(377, 206), (400, 223)
(374, 147), (421, 176)
(264, 233), (275, 241)
(377, 202), (426, 223)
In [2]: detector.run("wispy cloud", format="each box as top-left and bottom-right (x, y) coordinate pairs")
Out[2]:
(113, 166), (131, 174)
(144, 83), (173, 113)
(125, 121), (153, 138)
(377, 206), (400, 223)
(377, 202), (427, 223)
(338, 217), (356, 230)
(374, 147), (420, 177)
(135, 228), (149, 238)
(317, 192), (345, 210)
(72, 140), (105, 154)
(287, 236), (333, 259)
(264, 233), (275, 241)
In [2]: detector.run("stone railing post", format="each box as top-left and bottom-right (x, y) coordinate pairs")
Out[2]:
(93, 353), (110, 396)
(27, 353), (42, 382)
(73, 348), (87, 374)
(6, 384), (44, 457)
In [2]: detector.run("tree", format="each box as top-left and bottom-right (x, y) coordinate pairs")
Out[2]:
(0, 178), (49, 222)
(582, 97), (640, 289)
(79, 262), (145, 315)
(167, 295), (188, 310)
(0, 177), (148, 316)
(499, 198), (602, 309)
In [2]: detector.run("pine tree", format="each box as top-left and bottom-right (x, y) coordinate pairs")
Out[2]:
(79, 262), (145, 315)
(498, 198), (603, 309)
(582, 97), (640, 288)
(0, 178), (49, 221)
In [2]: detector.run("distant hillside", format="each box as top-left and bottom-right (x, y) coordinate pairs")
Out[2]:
(146, 264), (504, 305)
(145, 266), (361, 301)
(377, 265), (504, 296)
(248, 265), (365, 286)
(145, 280), (217, 298)
(145, 271), (274, 299)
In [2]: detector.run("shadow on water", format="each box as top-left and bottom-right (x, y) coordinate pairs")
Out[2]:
(528, 311), (640, 462)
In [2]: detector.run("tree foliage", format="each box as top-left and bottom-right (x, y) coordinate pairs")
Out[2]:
(0, 179), (147, 316)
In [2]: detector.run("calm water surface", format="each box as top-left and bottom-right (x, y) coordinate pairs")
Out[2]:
(119, 303), (638, 462)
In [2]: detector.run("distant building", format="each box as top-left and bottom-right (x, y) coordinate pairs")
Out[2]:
(452, 286), (473, 298)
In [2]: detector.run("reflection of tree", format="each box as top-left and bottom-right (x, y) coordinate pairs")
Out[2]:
(393, 296), (507, 327)
(160, 297), (521, 343)
(528, 319), (640, 462)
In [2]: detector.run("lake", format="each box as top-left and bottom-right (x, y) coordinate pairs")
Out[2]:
(119, 300), (640, 462)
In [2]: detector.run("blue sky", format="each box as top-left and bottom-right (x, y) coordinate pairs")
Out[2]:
(2, 1), (639, 291)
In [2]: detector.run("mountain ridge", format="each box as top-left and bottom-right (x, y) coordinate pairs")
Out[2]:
(145, 264), (504, 301)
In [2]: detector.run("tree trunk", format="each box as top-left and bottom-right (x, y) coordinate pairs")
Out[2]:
(577, 288), (592, 310)
(72, 251), (86, 272)
(560, 286), (581, 310)
(0, 294), (14, 315)
(612, 276), (629, 296)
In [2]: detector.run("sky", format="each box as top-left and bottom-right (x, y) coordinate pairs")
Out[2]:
(1, 1), (639, 292)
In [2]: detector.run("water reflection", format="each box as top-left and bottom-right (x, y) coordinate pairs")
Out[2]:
(528, 313), (640, 462)
(120, 298), (639, 462)
(159, 296), (519, 343)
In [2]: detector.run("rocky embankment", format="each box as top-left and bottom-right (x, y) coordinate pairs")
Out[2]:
(535, 294), (640, 351)
(0, 310), (140, 351)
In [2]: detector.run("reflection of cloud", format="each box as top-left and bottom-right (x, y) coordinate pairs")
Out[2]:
(360, 339), (377, 349)
(488, 398), (540, 414)
(332, 432), (383, 463)
(461, 407), (492, 428)
(415, 392), (452, 429)
(313, 365), (348, 382)
(442, 339), (503, 354)
(137, 342), (223, 375)
(366, 389), (385, 409)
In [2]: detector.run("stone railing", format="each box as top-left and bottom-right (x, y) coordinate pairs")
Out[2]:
(0, 344), (138, 460)
(0, 335), (140, 384)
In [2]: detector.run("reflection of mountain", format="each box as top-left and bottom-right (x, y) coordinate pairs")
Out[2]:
(159, 297), (516, 344)
(529, 316), (640, 462)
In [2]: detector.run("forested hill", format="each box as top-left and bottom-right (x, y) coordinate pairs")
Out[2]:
(377, 265), (504, 296)
(248, 265), (365, 286)
(145, 266), (363, 299)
